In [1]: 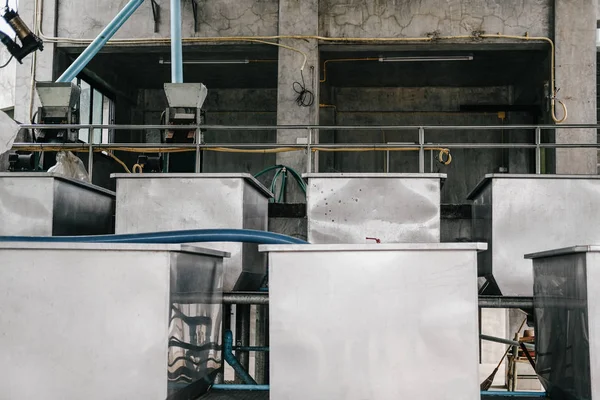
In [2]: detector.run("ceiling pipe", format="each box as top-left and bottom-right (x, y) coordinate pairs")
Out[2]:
(170, 0), (183, 83)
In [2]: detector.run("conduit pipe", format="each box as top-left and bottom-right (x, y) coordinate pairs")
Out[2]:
(223, 330), (257, 385)
(0, 228), (308, 245)
(170, 0), (183, 83)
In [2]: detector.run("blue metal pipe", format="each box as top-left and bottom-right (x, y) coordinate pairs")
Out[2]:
(170, 0), (183, 82)
(223, 330), (256, 385)
(0, 229), (308, 245)
(212, 384), (269, 391)
(56, 0), (145, 83)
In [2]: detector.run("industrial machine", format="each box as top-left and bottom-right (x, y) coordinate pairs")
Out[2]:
(34, 82), (81, 143)
(0, 8), (43, 63)
(162, 83), (207, 172)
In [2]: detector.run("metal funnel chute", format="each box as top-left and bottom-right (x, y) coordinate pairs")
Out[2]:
(164, 83), (208, 108)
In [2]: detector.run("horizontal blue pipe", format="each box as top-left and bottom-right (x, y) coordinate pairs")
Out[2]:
(0, 229), (308, 245)
(57, 0), (145, 82)
(212, 384), (269, 391)
(481, 392), (547, 398)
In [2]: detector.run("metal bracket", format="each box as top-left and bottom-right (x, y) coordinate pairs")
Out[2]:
(191, 0), (199, 33)
(150, 0), (160, 33)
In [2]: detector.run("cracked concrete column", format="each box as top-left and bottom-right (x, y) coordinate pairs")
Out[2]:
(14, 0), (56, 124)
(277, 0), (319, 203)
(554, 0), (597, 174)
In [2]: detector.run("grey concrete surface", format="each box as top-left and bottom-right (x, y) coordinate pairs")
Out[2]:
(555, 0), (598, 173)
(319, 0), (552, 38)
(277, 0), (320, 203)
(56, 0), (278, 39)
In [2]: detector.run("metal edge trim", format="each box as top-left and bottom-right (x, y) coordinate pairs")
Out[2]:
(110, 173), (274, 199)
(259, 243), (488, 252)
(467, 174), (600, 200)
(525, 245), (600, 259)
(302, 173), (448, 179)
(0, 173), (115, 197)
(0, 242), (230, 256)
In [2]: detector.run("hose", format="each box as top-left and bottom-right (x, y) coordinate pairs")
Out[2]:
(223, 330), (257, 385)
(255, 164), (307, 203)
(0, 228), (308, 244)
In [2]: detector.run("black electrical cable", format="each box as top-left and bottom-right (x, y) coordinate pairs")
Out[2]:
(293, 69), (314, 107)
(0, 55), (13, 69)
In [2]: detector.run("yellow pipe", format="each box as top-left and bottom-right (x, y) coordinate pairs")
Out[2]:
(16, 145), (453, 166)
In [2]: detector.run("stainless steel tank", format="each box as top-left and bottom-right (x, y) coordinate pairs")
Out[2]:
(527, 245), (600, 400)
(0, 172), (115, 235)
(261, 242), (485, 400)
(469, 174), (600, 296)
(304, 173), (445, 244)
(112, 173), (272, 291)
(0, 242), (227, 400)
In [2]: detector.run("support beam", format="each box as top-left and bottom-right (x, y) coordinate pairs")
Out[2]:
(276, 0), (319, 202)
(554, 0), (597, 173)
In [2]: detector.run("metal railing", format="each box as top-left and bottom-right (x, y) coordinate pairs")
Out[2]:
(11, 123), (600, 180)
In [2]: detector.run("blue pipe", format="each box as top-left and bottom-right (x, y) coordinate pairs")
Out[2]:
(170, 0), (183, 82)
(223, 330), (256, 385)
(0, 229), (308, 245)
(56, 0), (145, 83)
(481, 392), (547, 398)
(212, 384), (269, 391)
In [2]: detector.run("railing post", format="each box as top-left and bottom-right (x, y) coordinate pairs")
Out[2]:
(418, 127), (425, 173)
(88, 143), (94, 182)
(306, 128), (312, 174)
(535, 127), (542, 174)
(195, 111), (201, 173)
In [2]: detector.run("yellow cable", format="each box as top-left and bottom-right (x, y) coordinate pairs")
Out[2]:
(132, 164), (144, 173)
(104, 152), (131, 173)
(208, 147), (300, 154)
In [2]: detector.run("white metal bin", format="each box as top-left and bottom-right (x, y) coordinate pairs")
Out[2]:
(527, 245), (600, 400)
(304, 173), (445, 244)
(469, 174), (600, 296)
(260, 243), (485, 400)
(112, 173), (272, 291)
(0, 242), (227, 400)
(0, 172), (115, 235)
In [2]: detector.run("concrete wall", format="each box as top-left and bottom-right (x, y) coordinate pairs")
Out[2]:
(56, 0), (278, 39)
(320, 0), (552, 38)
(0, 47), (16, 112)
